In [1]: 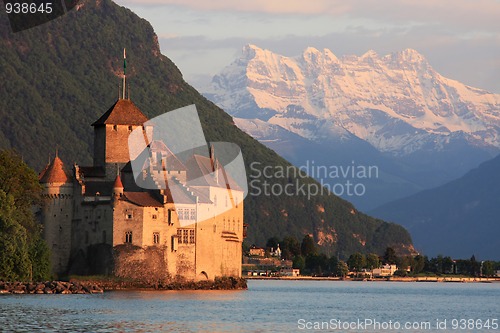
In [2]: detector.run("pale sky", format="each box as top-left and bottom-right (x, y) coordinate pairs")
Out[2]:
(113, 0), (500, 93)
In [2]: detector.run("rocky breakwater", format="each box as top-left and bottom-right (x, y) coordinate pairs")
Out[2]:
(0, 281), (103, 294)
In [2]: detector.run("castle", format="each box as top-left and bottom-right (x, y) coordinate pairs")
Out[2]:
(38, 85), (245, 281)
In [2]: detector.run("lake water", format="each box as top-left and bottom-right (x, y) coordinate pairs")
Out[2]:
(1, 280), (499, 332)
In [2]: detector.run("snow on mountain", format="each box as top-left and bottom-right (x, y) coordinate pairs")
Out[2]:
(206, 45), (500, 155)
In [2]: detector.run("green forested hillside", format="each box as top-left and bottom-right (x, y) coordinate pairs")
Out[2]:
(0, 0), (413, 257)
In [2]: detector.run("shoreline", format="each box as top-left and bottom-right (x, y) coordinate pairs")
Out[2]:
(246, 276), (500, 283)
(0, 277), (248, 294)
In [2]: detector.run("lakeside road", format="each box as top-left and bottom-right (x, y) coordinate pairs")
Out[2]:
(246, 276), (500, 283)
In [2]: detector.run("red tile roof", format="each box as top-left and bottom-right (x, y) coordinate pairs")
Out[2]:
(123, 192), (163, 207)
(39, 156), (69, 183)
(92, 99), (148, 126)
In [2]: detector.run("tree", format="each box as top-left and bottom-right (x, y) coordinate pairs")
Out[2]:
(482, 261), (495, 277)
(327, 256), (339, 275)
(334, 260), (349, 278)
(266, 237), (280, 250)
(412, 255), (425, 274)
(305, 253), (328, 276)
(281, 236), (301, 260)
(301, 235), (317, 257)
(470, 255), (481, 276)
(293, 255), (305, 271)
(347, 252), (366, 272)
(0, 191), (31, 281)
(442, 256), (454, 274)
(383, 247), (398, 264)
(0, 150), (51, 281)
(366, 253), (380, 270)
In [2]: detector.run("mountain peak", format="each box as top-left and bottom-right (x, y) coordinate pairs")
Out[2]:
(241, 44), (260, 59)
(361, 50), (378, 59)
(303, 46), (320, 54)
(394, 48), (426, 63)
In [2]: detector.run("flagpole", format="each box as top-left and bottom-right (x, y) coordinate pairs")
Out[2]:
(123, 48), (127, 99)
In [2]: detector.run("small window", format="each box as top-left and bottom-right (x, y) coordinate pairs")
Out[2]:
(125, 231), (133, 243)
(172, 235), (178, 251)
(183, 229), (189, 244)
(113, 125), (117, 131)
(168, 209), (172, 224)
(152, 214), (157, 220)
(190, 209), (196, 220)
(126, 213), (133, 219)
(189, 230), (195, 244)
(128, 126), (133, 132)
(153, 232), (160, 244)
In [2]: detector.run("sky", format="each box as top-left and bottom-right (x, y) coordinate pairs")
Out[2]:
(113, 0), (500, 93)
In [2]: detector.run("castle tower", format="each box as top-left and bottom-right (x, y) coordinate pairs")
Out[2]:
(91, 100), (150, 180)
(112, 174), (124, 198)
(39, 155), (73, 276)
(91, 50), (152, 180)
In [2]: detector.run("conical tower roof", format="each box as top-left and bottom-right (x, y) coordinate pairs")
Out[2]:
(113, 174), (124, 189)
(40, 156), (69, 183)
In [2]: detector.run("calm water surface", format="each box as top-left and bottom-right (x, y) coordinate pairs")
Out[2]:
(1, 280), (499, 332)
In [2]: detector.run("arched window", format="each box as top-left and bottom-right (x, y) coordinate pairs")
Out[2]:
(125, 231), (133, 244)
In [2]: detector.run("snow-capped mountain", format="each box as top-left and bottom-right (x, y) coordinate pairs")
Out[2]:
(204, 45), (500, 210)
(206, 44), (500, 156)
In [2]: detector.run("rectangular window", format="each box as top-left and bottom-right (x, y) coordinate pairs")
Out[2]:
(189, 230), (195, 244)
(152, 214), (157, 220)
(177, 229), (182, 240)
(126, 212), (133, 219)
(125, 231), (133, 244)
(183, 229), (188, 244)
(190, 209), (196, 220)
(172, 235), (177, 251)
(153, 232), (160, 244)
